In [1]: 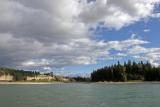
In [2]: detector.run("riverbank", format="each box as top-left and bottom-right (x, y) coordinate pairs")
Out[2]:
(96, 81), (160, 84)
(0, 81), (64, 84)
(1, 81), (160, 85)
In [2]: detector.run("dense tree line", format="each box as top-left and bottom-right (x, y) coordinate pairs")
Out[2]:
(91, 61), (160, 82)
(0, 67), (40, 81)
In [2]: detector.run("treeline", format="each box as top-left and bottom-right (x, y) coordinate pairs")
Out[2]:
(72, 76), (91, 82)
(0, 67), (40, 81)
(91, 61), (160, 82)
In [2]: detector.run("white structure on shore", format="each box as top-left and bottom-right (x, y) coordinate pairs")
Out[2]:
(26, 75), (55, 81)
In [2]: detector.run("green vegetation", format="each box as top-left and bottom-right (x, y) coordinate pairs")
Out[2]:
(2, 60), (160, 83)
(72, 76), (91, 82)
(91, 61), (160, 82)
(0, 68), (71, 82)
(0, 68), (40, 81)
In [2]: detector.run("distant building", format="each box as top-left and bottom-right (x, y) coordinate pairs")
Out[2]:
(26, 75), (56, 81)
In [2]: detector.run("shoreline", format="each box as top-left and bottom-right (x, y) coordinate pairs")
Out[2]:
(1, 81), (160, 85)
(96, 81), (160, 84)
(0, 81), (64, 85)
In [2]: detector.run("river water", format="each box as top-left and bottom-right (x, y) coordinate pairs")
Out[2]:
(0, 83), (160, 107)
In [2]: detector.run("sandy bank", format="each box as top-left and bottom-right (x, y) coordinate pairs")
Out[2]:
(1, 81), (160, 85)
(0, 81), (64, 85)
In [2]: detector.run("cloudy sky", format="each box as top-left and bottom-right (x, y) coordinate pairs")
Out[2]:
(0, 0), (160, 76)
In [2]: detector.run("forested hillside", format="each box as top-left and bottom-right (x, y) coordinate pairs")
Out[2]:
(0, 68), (40, 81)
(91, 61), (160, 82)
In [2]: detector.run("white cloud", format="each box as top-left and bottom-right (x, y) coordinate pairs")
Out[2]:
(79, 0), (160, 29)
(0, 0), (160, 73)
(127, 46), (160, 67)
(151, 13), (160, 18)
(128, 45), (148, 54)
(143, 29), (150, 32)
(106, 37), (149, 51)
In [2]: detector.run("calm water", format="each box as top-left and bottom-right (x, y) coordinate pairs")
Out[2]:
(0, 83), (160, 107)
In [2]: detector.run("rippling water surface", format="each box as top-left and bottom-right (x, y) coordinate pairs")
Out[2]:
(0, 83), (160, 107)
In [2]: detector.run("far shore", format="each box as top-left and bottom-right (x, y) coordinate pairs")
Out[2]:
(1, 81), (160, 85)
(0, 81), (65, 85)
(96, 81), (160, 84)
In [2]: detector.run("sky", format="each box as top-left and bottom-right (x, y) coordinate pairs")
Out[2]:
(0, 0), (160, 76)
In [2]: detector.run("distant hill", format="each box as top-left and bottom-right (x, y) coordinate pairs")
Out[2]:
(0, 67), (71, 82)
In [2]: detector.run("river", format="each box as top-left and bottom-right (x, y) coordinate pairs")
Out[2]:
(0, 82), (160, 107)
